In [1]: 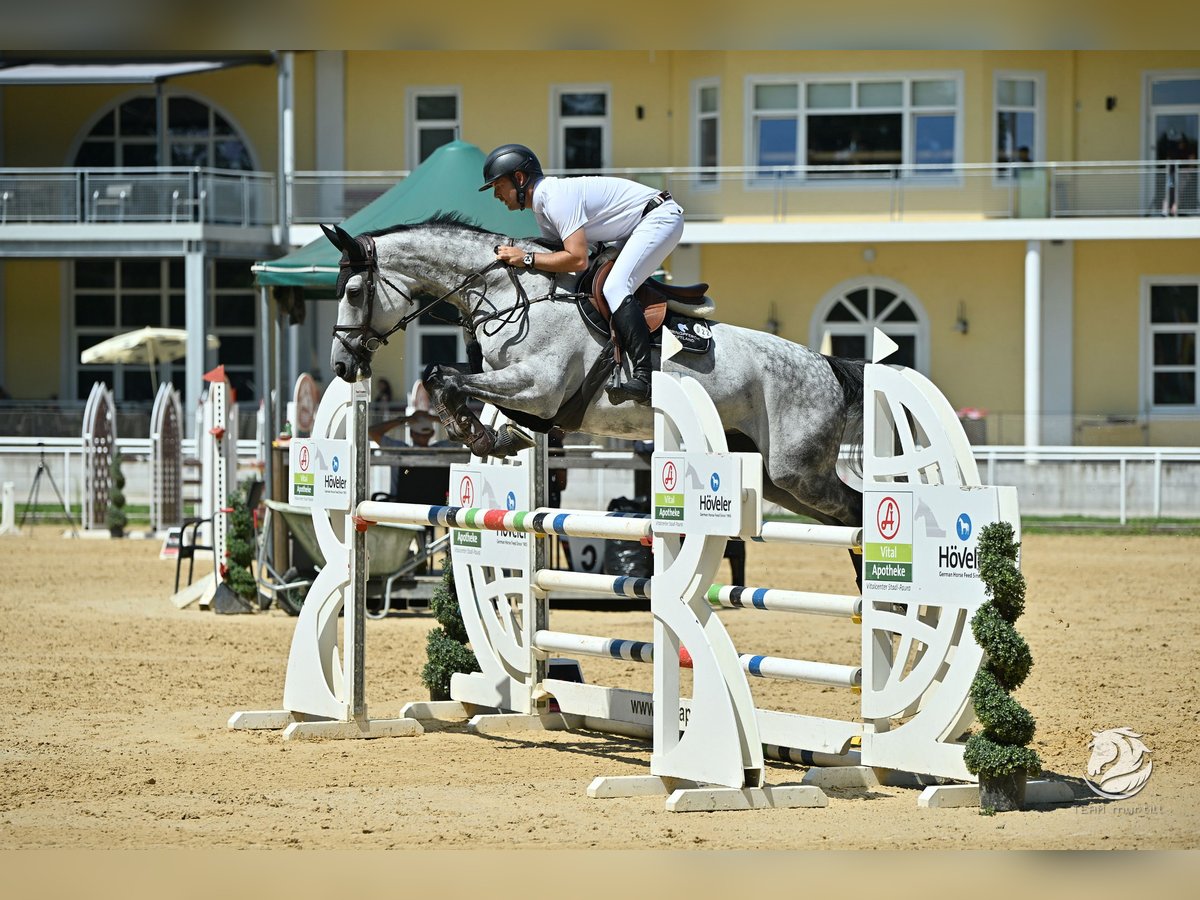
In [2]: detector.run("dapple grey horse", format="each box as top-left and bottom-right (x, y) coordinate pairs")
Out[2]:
(324, 216), (865, 536)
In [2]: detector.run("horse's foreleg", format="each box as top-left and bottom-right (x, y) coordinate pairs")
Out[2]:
(424, 364), (541, 459)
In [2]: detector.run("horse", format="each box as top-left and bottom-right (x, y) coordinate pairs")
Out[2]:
(323, 214), (866, 544)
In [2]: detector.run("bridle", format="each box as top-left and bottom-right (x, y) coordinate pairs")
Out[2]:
(330, 233), (503, 370)
(331, 233), (583, 369)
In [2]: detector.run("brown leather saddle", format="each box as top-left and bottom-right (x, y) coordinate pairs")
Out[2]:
(576, 247), (716, 357)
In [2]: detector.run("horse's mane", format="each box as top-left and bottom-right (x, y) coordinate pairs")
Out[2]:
(363, 211), (562, 251)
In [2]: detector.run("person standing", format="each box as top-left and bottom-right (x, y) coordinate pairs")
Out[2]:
(479, 143), (684, 405)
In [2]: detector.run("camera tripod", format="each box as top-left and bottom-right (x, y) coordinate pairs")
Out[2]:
(18, 444), (80, 538)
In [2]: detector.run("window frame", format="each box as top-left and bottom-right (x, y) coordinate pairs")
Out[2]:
(742, 71), (964, 186)
(406, 85), (462, 168)
(992, 70), (1045, 182)
(549, 83), (612, 170)
(1140, 275), (1200, 415)
(691, 77), (721, 189)
(809, 276), (931, 375)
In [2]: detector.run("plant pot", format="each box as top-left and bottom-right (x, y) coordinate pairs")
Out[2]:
(979, 771), (1027, 812)
(428, 683), (452, 702)
(109, 525), (124, 539)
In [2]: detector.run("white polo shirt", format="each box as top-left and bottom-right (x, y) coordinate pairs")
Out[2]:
(530, 176), (660, 244)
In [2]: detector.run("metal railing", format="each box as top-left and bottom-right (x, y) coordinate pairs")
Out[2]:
(0, 167), (275, 227)
(1, 161), (1195, 230)
(288, 159), (1200, 224)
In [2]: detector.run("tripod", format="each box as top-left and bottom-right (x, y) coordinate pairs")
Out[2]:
(18, 444), (80, 538)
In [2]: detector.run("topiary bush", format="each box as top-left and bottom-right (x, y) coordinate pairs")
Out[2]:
(421, 556), (479, 699)
(223, 478), (259, 605)
(106, 451), (128, 537)
(963, 521), (1043, 782)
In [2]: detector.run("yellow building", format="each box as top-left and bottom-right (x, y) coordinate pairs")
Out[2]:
(2, 50), (1198, 445)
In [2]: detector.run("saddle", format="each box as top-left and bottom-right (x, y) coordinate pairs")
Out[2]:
(575, 246), (717, 356)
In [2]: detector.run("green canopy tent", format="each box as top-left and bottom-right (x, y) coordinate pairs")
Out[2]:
(253, 140), (538, 289)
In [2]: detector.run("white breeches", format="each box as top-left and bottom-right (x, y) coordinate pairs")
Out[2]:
(601, 201), (684, 312)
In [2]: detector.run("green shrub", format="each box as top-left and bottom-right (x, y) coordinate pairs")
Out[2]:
(964, 521), (1043, 779)
(420, 555), (479, 696)
(223, 479), (259, 603)
(106, 451), (127, 532)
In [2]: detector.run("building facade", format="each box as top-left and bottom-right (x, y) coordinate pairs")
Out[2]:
(2, 50), (1198, 445)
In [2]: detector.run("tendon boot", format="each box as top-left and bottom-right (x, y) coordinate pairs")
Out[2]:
(606, 297), (653, 405)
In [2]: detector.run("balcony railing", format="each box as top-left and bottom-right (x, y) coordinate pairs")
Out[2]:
(290, 160), (1199, 224)
(0, 167), (276, 227)
(0, 161), (1194, 230)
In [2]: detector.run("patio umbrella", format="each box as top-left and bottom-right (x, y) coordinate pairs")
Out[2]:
(80, 327), (220, 394)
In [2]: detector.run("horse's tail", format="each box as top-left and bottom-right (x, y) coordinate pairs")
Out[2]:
(825, 355), (865, 481)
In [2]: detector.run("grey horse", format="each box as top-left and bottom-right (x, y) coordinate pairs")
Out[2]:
(324, 216), (865, 536)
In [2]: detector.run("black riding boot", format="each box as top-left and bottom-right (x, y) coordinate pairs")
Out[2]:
(606, 296), (653, 405)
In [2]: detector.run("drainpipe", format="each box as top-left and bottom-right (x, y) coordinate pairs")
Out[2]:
(276, 51), (294, 250)
(1024, 240), (1042, 455)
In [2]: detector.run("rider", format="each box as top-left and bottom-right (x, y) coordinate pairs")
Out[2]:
(479, 143), (684, 406)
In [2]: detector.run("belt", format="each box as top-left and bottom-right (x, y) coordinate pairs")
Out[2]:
(642, 190), (673, 217)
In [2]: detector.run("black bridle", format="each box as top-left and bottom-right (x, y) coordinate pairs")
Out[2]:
(330, 233), (504, 370)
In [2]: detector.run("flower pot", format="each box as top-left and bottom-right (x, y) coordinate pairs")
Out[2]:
(109, 525), (125, 539)
(979, 771), (1027, 812)
(428, 683), (452, 702)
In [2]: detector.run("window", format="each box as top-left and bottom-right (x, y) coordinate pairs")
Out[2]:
(406, 298), (466, 392)
(74, 95), (254, 169)
(1144, 280), (1199, 411)
(73, 258), (258, 403)
(408, 88), (460, 167)
(995, 73), (1044, 177)
(693, 79), (720, 184)
(811, 278), (928, 373)
(551, 86), (610, 170)
(747, 73), (961, 178)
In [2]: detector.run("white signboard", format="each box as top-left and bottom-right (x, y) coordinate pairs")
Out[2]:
(652, 452), (748, 537)
(289, 438), (352, 510)
(863, 484), (1010, 606)
(448, 462), (531, 571)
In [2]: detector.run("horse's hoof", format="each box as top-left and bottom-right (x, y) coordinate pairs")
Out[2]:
(494, 424), (536, 455)
(605, 382), (651, 406)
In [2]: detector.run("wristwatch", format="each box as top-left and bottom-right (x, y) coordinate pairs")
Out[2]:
(523, 253), (534, 268)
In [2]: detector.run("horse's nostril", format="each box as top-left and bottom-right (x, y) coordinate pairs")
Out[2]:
(334, 362), (347, 379)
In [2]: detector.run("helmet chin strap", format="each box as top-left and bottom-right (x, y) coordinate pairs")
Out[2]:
(515, 173), (528, 210)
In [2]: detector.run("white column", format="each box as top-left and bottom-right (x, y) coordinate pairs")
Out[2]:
(277, 51), (295, 249)
(185, 251), (207, 440)
(1024, 240), (1042, 452)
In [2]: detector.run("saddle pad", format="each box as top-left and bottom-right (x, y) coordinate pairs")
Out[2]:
(575, 299), (714, 356)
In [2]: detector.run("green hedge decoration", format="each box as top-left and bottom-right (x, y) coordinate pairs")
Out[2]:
(106, 451), (128, 534)
(223, 478), (259, 604)
(421, 555), (479, 697)
(963, 521), (1043, 779)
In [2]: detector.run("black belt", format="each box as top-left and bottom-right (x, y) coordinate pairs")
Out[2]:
(642, 190), (673, 217)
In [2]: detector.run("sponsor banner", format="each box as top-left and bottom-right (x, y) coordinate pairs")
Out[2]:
(863, 485), (1006, 607)
(289, 438), (352, 510)
(449, 463), (531, 571)
(652, 452), (743, 536)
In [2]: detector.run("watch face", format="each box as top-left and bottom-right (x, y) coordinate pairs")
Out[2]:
(524, 254), (533, 266)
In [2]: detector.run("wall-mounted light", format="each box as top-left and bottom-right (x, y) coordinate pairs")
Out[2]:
(766, 301), (780, 335)
(862, 247), (876, 263)
(954, 301), (969, 335)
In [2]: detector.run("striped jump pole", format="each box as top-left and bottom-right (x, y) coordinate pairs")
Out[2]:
(532, 630), (862, 690)
(355, 501), (652, 543)
(532, 570), (860, 620)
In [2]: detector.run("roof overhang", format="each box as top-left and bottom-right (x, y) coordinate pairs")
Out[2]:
(0, 56), (274, 86)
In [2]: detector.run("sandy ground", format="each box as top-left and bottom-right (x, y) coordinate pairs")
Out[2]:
(0, 528), (1197, 850)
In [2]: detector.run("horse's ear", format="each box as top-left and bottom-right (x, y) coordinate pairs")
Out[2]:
(320, 223), (344, 250)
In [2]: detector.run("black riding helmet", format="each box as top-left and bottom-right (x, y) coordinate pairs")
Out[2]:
(478, 143), (543, 209)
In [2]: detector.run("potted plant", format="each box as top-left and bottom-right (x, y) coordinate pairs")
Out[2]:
(214, 478), (258, 615)
(421, 556), (479, 701)
(106, 451), (127, 538)
(963, 521), (1042, 811)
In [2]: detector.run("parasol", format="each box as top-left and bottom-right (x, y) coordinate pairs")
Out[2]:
(80, 327), (220, 394)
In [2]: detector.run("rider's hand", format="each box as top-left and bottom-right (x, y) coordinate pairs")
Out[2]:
(494, 245), (526, 267)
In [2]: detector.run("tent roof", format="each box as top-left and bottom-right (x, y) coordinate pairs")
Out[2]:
(253, 140), (539, 289)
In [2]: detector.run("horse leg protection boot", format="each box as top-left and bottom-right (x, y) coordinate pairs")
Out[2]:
(606, 297), (652, 406)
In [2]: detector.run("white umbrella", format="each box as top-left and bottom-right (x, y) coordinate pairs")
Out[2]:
(80, 327), (220, 393)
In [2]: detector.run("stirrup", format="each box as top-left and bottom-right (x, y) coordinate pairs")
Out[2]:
(606, 375), (651, 406)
